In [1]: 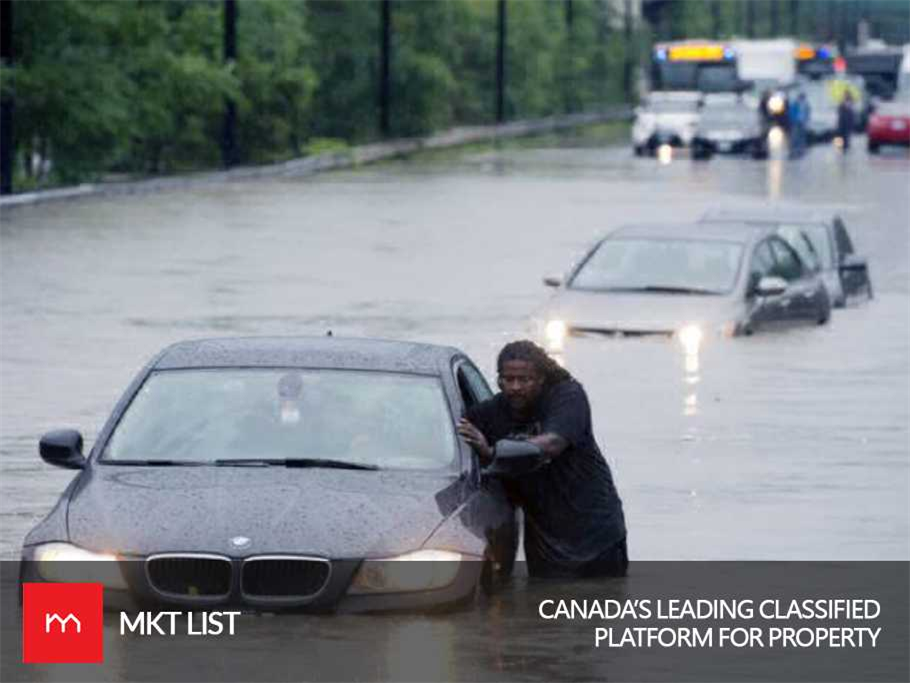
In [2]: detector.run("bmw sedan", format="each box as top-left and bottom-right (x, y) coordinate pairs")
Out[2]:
(20, 337), (520, 612)
(701, 207), (873, 307)
(537, 222), (831, 353)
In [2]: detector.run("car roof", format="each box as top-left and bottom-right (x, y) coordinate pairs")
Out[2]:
(153, 336), (462, 375)
(702, 207), (836, 225)
(607, 222), (767, 243)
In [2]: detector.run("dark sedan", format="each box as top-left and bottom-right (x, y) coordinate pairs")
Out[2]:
(701, 207), (873, 307)
(21, 337), (520, 612)
(537, 222), (831, 353)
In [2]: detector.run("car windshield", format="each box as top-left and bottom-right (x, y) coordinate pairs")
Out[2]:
(646, 100), (699, 114)
(778, 223), (833, 269)
(569, 238), (744, 294)
(102, 369), (457, 470)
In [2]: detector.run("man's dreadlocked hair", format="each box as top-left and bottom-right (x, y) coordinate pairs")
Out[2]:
(496, 340), (573, 389)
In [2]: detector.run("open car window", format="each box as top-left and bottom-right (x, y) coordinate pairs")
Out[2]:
(102, 369), (457, 470)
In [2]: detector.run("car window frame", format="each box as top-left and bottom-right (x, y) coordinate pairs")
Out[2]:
(832, 217), (855, 260)
(748, 239), (777, 289)
(453, 359), (493, 412)
(768, 237), (806, 282)
(776, 226), (822, 273)
(95, 366), (463, 473)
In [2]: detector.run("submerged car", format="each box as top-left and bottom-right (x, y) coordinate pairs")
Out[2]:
(692, 94), (767, 159)
(701, 207), (873, 307)
(632, 92), (701, 156)
(537, 222), (830, 352)
(21, 337), (523, 612)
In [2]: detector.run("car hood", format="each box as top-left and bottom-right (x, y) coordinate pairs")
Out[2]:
(876, 101), (910, 118)
(638, 111), (699, 129)
(66, 466), (468, 559)
(544, 289), (741, 334)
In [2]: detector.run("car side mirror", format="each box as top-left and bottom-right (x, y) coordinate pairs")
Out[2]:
(543, 276), (562, 288)
(484, 439), (545, 478)
(39, 429), (86, 470)
(839, 253), (867, 272)
(754, 275), (788, 297)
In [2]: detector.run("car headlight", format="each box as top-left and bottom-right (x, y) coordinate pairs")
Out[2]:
(30, 542), (129, 590)
(768, 94), (785, 115)
(348, 549), (466, 595)
(676, 324), (704, 355)
(545, 319), (568, 352)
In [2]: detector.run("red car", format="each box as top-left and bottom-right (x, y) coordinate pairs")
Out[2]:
(867, 94), (910, 153)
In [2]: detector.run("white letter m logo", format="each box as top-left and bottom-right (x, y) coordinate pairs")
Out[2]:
(45, 613), (81, 634)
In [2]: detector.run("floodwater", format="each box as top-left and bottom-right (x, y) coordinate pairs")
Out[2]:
(1, 136), (909, 680)
(2, 139), (908, 561)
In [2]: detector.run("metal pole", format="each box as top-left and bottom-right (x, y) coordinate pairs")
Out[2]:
(790, 0), (799, 36)
(564, 0), (573, 114)
(746, 0), (755, 39)
(496, 0), (506, 123)
(771, 0), (780, 36)
(840, 0), (850, 49)
(221, 0), (237, 168)
(1, 0), (13, 194)
(733, 0), (743, 36)
(379, 0), (391, 136)
(711, 0), (721, 39)
(624, 0), (634, 99)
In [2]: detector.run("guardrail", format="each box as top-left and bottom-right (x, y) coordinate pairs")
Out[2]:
(0, 107), (632, 209)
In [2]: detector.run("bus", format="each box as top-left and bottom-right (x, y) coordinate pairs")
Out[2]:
(846, 44), (905, 100)
(795, 43), (838, 79)
(651, 40), (739, 93)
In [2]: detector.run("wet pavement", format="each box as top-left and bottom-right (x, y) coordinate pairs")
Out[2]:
(1, 137), (908, 569)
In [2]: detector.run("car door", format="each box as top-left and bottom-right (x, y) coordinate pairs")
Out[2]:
(745, 240), (787, 331)
(452, 359), (517, 579)
(768, 237), (818, 323)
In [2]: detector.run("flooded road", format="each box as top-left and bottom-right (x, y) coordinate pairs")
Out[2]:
(1, 138), (908, 569)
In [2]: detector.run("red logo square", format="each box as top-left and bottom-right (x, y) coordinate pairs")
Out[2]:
(22, 583), (104, 664)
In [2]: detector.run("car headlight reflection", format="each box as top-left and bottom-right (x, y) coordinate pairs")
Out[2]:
(545, 319), (568, 351)
(767, 125), (785, 149)
(677, 324), (704, 356)
(348, 549), (466, 595)
(31, 542), (129, 590)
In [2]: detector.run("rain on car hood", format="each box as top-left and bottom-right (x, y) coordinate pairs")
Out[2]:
(546, 288), (739, 334)
(66, 465), (465, 558)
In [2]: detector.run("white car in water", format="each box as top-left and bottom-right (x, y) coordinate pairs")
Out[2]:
(632, 92), (702, 155)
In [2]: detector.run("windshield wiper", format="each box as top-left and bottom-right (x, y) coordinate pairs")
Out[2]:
(214, 458), (379, 471)
(630, 285), (721, 295)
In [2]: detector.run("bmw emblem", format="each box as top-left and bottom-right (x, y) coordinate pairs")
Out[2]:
(230, 536), (251, 550)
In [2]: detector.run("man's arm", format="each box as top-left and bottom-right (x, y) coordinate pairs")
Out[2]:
(534, 380), (590, 460)
(525, 433), (569, 459)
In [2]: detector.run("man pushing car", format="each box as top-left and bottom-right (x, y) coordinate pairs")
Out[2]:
(457, 340), (628, 578)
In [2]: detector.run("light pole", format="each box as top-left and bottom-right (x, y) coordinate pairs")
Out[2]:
(496, 0), (506, 123)
(379, 0), (391, 136)
(221, 0), (237, 168)
(1, 0), (14, 194)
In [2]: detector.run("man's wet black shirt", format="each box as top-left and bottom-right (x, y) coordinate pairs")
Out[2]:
(466, 379), (626, 576)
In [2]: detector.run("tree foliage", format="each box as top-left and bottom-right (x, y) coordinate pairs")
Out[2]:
(4, 0), (640, 187)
